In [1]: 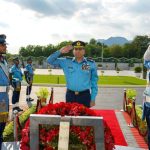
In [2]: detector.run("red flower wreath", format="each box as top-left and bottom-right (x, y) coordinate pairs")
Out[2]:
(20, 102), (115, 150)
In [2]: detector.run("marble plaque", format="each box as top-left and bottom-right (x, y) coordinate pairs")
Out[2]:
(58, 121), (70, 150)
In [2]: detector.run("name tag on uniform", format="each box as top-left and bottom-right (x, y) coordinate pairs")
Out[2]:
(82, 64), (90, 70)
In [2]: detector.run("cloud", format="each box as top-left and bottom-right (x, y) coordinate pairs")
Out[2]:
(5, 0), (79, 18)
(0, 22), (9, 28)
(1, 0), (150, 53)
(126, 0), (150, 15)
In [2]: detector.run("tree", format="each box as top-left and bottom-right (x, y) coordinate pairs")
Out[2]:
(85, 44), (101, 57)
(122, 43), (136, 58)
(103, 47), (111, 58)
(109, 45), (123, 58)
(132, 35), (150, 58)
(89, 38), (97, 45)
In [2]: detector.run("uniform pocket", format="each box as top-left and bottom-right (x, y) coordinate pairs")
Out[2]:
(68, 66), (75, 74)
(82, 70), (90, 77)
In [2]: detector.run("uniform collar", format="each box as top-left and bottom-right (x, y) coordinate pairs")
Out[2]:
(72, 57), (87, 63)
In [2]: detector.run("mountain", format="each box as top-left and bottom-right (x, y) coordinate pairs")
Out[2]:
(97, 36), (130, 46)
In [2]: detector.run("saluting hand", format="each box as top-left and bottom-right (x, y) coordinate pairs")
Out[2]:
(60, 45), (73, 54)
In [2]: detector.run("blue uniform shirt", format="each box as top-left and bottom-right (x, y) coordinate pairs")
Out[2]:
(0, 61), (9, 86)
(47, 50), (98, 101)
(25, 64), (34, 75)
(144, 60), (150, 83)
(9, 64), (23, 81)
(144, 60), (150, 69)
(0, 59), (9, 115)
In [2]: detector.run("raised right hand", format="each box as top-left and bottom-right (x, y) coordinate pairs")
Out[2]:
(60, 45), (73, 54)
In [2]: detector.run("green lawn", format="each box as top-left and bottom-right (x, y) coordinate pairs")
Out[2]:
(32, 75), (146, 85)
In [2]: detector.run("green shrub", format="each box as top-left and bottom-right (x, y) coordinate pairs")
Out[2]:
(134, 66), (142, 73)
(3, 105), (36, 142)
(126, 89), (137, 100)
(97, 64), (102, 67)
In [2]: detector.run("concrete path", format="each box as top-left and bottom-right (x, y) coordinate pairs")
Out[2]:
(8, 85), (145, 110)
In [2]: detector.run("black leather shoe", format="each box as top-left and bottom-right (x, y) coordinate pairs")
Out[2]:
(16, 107), (23, 112)
(26, 98), (34, 102)
(13, 107), (18, 112)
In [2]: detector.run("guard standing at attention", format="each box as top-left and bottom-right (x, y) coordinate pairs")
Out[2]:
(25, 57), (34, 102)
(47, 41), (98, 108)
(0, 34), (9, 149)
(9, 57), (23, 112)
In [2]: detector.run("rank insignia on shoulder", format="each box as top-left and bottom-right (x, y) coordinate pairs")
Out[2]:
(87, 57), (94, 62)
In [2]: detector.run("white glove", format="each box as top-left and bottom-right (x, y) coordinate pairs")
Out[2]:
(9, 86), (14, 91)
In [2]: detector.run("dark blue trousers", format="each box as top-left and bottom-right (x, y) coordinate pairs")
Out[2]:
(0, 122), (6, 150)
(26, 84), (32, 95)
(12, 91), (20, 104)
(26, 76), (33, 96)
(66, 89), (91, 107)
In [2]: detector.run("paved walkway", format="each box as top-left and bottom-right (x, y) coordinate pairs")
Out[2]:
(8, 85), (145, 109)
(115, 111), (139, 147)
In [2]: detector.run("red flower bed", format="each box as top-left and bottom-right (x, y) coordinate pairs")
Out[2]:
(20, 102), (115, 150)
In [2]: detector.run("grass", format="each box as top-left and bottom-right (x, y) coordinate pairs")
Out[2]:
(98, 76), (146, 85)
(32, 75), (147, 85)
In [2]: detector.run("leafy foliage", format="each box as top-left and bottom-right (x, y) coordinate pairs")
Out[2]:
(126, 89), (137, 100)
(35, 88), (50, 99)
(18, 35), (150, 59)
(3, 105), (36, 142)
(134, 66), (142, 73)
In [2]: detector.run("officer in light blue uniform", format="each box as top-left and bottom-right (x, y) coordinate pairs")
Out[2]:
(25, 57), (34, 102)
(0, 34), (9, 149)
(47, 41), (98, 107)
(9, 57), (23, 112)
(143, 45), (150, 149)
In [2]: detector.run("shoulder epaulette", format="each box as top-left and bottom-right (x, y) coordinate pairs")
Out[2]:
(87, 57), (94, 62)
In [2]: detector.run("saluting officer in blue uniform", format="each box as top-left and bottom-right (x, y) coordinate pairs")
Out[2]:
(25, 57), (34, 102)
(0, 34), (9, 149)
(47, 41), (98, 107)
(9, 57), (23, 112)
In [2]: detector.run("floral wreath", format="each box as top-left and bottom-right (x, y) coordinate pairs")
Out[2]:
(20, 102), (115, 150)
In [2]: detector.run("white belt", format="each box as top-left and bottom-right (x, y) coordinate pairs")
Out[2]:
(0, 86), (7, 92)
(146, 96), (150, 102)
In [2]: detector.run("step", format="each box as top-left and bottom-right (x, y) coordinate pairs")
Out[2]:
(115, 145), (146, 150)
(2, 142), (20, 150)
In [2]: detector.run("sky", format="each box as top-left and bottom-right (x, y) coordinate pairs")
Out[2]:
(0, 0), (150, 54)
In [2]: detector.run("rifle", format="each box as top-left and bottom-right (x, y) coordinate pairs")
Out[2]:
(49, 88), (54, 104)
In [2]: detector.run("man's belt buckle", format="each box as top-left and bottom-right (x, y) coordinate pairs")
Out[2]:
(75, 91), (79, 95)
